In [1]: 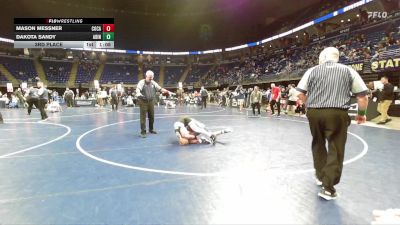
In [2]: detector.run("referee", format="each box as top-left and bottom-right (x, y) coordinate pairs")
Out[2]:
(296, 47), (369, 200)
(37, 81), (48, 120)
(136, 70), (172, 138)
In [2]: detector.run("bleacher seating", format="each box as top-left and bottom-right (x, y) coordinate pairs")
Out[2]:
(76, 61), (99, 84)
(41, 60), (72, 83)
(1, 17), (400, 87)
(0, 56), (37, 82)
(0, 71), (9, 82)
(164, 66), (185, 86)
(184, 65), (212, 85)
(100, 63), (138, 84)
(200, 18), (400, 86)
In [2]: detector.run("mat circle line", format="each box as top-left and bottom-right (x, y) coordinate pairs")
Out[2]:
(76, 114), (368, 177)
(0, 121), (72, 159)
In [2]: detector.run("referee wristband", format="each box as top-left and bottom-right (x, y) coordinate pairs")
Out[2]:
(357, 109), (367, 116)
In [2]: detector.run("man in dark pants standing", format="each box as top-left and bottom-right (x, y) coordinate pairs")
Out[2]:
(200, 86), (208, 109)
(25, 85), (40, 116)
(377, 76), (394, 124)
(37, 82), (48, 120)
(136, 70), (172, 138)
(250, 86), (262, 116)
(63, 88), (74, 107)
(296, 47), (369, 200)
(109, 85), (119, 110)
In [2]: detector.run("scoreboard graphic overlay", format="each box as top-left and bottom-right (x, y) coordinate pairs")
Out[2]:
(14, 18), (114, 49)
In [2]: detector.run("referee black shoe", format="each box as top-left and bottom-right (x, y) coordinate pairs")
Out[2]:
(149, 130), (157, 134)
(140, 132), (147, 138)
(318, 187), (337, 200)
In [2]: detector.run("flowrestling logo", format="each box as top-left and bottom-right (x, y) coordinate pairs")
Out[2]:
(368, 11), (388, 19)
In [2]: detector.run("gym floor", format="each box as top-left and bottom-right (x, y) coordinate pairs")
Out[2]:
(0, 105), (399, 224)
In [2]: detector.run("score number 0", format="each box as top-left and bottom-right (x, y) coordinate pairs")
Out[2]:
(103, 24), (114, 32)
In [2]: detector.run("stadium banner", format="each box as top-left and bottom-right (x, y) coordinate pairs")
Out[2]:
(346, 58), (400, 73)
(347, 61), (365, 72)
(371, 58), (400, 72)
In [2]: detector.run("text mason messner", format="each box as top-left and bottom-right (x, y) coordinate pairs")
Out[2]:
(15, 26), (63, 31)
(15, 35), (57, 40)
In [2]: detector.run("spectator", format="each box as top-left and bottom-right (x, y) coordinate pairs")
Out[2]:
(377, 76), (394, 125)
(270, 83), (281, 117)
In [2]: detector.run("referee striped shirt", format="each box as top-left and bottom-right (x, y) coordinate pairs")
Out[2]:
(296, 61), (368, 109)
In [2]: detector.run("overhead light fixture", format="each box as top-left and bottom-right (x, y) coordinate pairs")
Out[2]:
(341, 20), (344, 23)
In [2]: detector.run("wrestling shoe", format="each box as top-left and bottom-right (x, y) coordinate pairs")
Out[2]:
(223, 128), (233, 134)
(318, 187), (337, 200)
(210, 134), (217, 145)
(200, 138), (212, 144)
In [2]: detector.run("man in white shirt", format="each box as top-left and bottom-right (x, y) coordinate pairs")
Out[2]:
(287, 84), (298, 115)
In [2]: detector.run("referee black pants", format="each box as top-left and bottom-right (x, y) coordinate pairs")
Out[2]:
(139, 99), (155, 134)
(66, 96), (73, 107)
(306, 108), (350, 193)
(111, 97), (118, 110)
(201, 96), (207, 109)
(38, 99), (48, 119)
(27, 99), (39, 115)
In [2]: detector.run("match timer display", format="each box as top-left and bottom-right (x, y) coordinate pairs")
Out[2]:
(14, 18), (115, 49)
